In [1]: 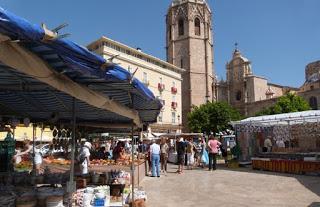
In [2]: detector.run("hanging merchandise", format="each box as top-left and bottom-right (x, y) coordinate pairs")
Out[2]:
(61, 129), (66, 138)
(273, 125), (290, 142)
(23, 118), (30, 127)
(53, 128), (58, 138)
(57, 130), (62, 138)
(10, 118), (20, 127)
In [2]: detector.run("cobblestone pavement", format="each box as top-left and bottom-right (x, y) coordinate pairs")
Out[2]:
(141, 164), (320, 207)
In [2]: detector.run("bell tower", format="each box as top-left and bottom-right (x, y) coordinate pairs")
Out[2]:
(166, 0), (215, 131)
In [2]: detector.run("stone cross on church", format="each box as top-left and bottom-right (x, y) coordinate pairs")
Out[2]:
(166, 0), (216, 131)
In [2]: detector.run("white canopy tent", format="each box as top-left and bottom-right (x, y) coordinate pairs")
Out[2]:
(232, 110), (320, 127)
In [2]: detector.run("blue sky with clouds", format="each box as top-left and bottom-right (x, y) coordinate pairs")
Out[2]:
(1, 0), (319, 87)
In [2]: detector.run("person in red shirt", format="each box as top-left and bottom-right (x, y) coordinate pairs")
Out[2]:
(207, 136), (221, 171)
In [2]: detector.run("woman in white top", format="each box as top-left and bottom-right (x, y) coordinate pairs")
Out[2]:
(14, 140), (43, 174)
(78, 142), (92, 175)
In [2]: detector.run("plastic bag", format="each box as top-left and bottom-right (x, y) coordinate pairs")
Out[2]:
(201, 149), (209, 165)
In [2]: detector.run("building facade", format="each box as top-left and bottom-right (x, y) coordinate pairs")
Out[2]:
(298, 60), (320, 110)
(87, 37), (184, 133)
(217, 49), (300, 116)
(166, 0), (215, 130)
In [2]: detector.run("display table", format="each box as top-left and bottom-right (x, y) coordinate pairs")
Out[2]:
(44, 161), (146, 185)
(90, 161), (145, 185)
(252, 157), (320, 175)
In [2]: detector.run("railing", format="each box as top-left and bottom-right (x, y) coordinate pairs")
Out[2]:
(171, 87), (177, 94)
(158, 83), (165, 91)
(171, 102), (177, 109)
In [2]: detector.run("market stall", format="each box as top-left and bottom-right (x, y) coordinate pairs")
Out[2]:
(233, 110), (320, 174)
(0, 6), (161, 206)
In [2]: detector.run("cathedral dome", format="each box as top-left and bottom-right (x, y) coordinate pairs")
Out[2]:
(232, 49), (249, 62)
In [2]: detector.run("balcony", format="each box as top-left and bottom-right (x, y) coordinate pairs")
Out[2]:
(158, 83), (165, 91)
(171, 101), (178, 109)
(171, 87), (177, 94)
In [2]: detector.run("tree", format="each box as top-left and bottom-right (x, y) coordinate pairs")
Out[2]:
(256, 93), (310, 116)
(187, 102), (241, 134)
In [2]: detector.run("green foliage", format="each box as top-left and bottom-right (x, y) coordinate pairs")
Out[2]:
(256, 93), (310, 116)
(187, 102), (241, 134)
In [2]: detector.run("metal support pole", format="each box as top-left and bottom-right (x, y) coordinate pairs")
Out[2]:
(131, 121), (135, 207)
(67, 97), (76, 206)
(32, 124), (36, 187)
(13, 127), (15, 140)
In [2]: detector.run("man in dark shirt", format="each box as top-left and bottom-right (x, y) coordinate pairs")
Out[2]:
(176, 137), (186, 174)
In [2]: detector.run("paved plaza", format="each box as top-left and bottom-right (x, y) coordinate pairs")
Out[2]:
(141, 164), (320, 207)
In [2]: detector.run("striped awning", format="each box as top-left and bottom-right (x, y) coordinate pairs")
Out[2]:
(0, 7), (162, 129)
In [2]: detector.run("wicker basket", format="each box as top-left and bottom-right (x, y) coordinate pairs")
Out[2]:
(46, 195), (63, 207)
(16, 200), (37, 207)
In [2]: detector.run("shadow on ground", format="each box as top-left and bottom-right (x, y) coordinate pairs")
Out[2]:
(166, 162), (320, 197)
(216, 163), (320, 197)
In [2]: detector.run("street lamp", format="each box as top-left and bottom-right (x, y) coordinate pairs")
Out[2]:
(177, 115), (181, 133)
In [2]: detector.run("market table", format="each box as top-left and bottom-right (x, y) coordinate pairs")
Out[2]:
(44, 161), (146, 185)
(252, 157), (320, 175)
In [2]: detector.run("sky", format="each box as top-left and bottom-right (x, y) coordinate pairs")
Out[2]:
(1, 0), (320, 87)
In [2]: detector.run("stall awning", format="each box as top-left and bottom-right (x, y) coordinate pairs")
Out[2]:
(0, 7), (162, 127)
(232, 110), (320, 126)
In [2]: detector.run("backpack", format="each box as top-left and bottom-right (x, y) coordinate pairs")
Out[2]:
(78, 153), (86, 164)
(77, 147), (88, 164)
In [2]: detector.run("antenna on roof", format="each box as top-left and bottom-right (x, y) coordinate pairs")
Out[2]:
(108, 54), (120, 62)
(41, 23), (70, 41)
(52, 23), (68, 33)
(129, 67), (139, 84)
(56, 33), (71, 39)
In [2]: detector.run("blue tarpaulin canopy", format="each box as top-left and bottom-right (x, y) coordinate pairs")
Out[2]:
(0, 7), (162, 128)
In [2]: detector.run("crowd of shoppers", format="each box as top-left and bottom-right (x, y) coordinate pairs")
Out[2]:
(73, 134), (227, 178)
(142, 134), (227, 178)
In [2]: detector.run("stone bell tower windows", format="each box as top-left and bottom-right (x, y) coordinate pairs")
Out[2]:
(195, 17), (201, 36)
(178, 18), (184, 36)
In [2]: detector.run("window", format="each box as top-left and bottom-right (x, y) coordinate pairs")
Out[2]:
(172, 81), (176, 87)
(158, 111), (163, 122)
(178, 19), (184, 36)
(195, 18), (201, 36)
(311, 85), (314, 90)
(236, 91), (242, 101)
(172, 95), (176, 102)
(128, 66), (132, 73)
(143, 72), (147, 83)
(309, 96), (318, 110)
(169, 26), (172, 40)
(180, 58), (184, 68)
(172, 112), (176, 123)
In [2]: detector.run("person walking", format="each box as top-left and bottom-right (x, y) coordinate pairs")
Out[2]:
(176, 137), (186, 174)
(207, 136), (221, 171)
(78, 142), (92, 175)
(150, 139), (161, 177)
(160, 137), (169, 174)
(220, 136), (228, 166)
(186, 138), (195, 170)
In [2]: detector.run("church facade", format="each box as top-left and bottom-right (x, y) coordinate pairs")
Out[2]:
(217, 49), (320, 116)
